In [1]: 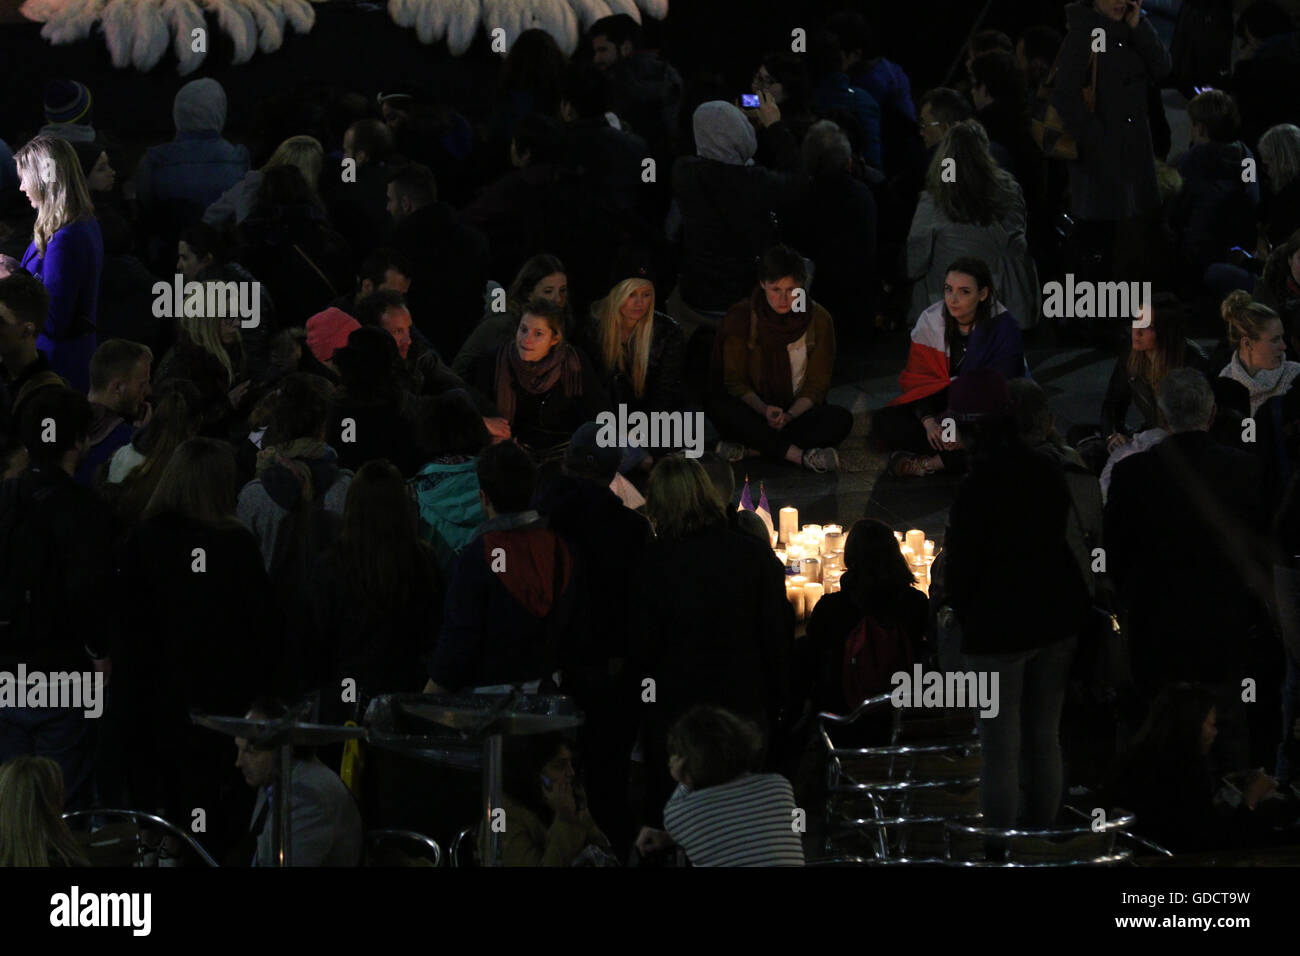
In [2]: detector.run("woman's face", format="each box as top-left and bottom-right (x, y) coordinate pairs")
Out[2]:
(944, 271), (988, 324)
(668, 753), (688, 785)
(618, 283), (653, 325)
(530, 272), (568, 308)
(18, 168), (39, 210)
(761, 276), (801, 315)
(543, 746), (576, 788)
(1094, 0), (1129, 21)
(1201, 707), (1218, 755)
(1244, 317), (1287, 370)
(1131, 324), (1156, 352)
(752, 66), (785, 105)
(516, 314), (560, 362)
(176, 241), (212, 282)
(87, 151), (115, 193)
(219, 316), (240, 345)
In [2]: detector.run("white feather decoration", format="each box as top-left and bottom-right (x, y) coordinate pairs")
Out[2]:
(162, 0), (207, 74)
(202, 0), (255, 63)
(527, 0), (574, 55)
(552, 0), (579, 56)
(104, 0), (139, 68)
(238, 0), (283, 54)
(602, 0), (640, 24)
(479, 0), (509, 49)
(20, 0), (67, 24)
(562, 0), (612, 31)
(281, 0), (315, 34)
(446, 0), (481, 56)
(132, 0), (172, 70)
(633, 0), (667, 19)
(40, 0), (107, 45)
(416, 0), (451, 44)
(388, 0), (416, 30)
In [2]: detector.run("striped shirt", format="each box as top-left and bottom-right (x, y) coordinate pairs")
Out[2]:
(663, 773), (806, 867)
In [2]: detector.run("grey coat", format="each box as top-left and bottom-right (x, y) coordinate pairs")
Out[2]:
(1051, 2), (1171, 222)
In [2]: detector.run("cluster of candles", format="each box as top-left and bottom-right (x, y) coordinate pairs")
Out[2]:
(768, 507), (937, 622)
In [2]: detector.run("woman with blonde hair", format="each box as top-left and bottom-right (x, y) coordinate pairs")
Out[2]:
(153, 283), (252, 436)
(15, 134), (103, 393)
(1219, 290), (1300, 415)
(203, 134), (325, 227)
(0, 756), (87, 867)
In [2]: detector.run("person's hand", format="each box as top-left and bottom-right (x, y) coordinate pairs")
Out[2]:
(227, 380), (252, 408)
(765, 405), (787, 429)
(483, 416), (512, 442)
(635, 826), (673, 855)
(1244, 770), (1278, 810)
(922, 416), (945, 451)
(1124, 0), (1142, 29)
(1106, 432), (1130, 454)
(542, 774), (578, 822)
(133, 400), (153, 430)
(755, 89), (781, 128)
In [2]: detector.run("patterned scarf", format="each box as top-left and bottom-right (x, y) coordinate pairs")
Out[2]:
(255, 437), (329, 503)
(495, 342), (584, 422)
(749, 287), (814, 407)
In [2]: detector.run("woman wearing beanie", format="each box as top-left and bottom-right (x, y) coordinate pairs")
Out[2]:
(1219, 291), (1300, 416)
(38, 79), (96, 144)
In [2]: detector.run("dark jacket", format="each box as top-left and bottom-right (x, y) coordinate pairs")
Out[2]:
(472, 345), (610, 456)
(672, 124), (803, 313)
(0, 352), (65, 441)
(946, 439), (1091, 655)
(1100, 338), (1211, 436)
(628, 523), (795, 727)
(75, 401), (134, 488)
(321, 161), (394, 259)
(1105, 431), (1268, 693)
(154, 335), (248, 437)
(603, 51), (683, 158)
(1171, 140), (1259, 271)
(562, 118), (651, 217)
(327, 395), (420, 477)
(784, 171), (877, 334)
(587, 311), (687, 414)
(1051, 2), (1172, 221)
(237, 205), (353, 327)
(429, 512), (578, 691)
(1263, 177), (1300, 248)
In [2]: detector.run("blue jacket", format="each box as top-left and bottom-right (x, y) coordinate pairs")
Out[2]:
(136, 130), (250, 212)
(410, 458), (486, 575)
(813, 73), (883, 169)
(22, 218), (103, 394)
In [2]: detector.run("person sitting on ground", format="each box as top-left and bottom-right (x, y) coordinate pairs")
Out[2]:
(698, 452), (771, 545)
(204, 134), (325, 228)
(103, 378), (202, 526)
(351, 289), (476, 403)
(235, 697), (364, 867)
(707, 244), (852, 474)
(78, 338), (152, 487)
(153, 300), (251, 440)
(410, 391), (491, 574)
(635, 706), (805, 867)
(454, 255), (573, 380)
(1254, 228), (1300, 348)
(874, 256), (1026, 477)
(326, 326), (420, 476)
(0, 756), (88, 867)
(482, 733), (613, 867)
(1219, 290), (1300, 415)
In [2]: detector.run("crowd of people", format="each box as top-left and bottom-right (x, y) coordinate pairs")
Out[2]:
(4, 1), (1300, 866)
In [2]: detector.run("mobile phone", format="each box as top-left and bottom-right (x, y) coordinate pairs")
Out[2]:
(741, 93), (761, 109)
(540, 773), (552, 789)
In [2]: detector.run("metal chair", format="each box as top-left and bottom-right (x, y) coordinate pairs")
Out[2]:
(364, 829), (442, 867)
(62, 809), (219, 867)
(449, 824), (479, 867)
(942, 813), (1138, 866)
(829, 779), (983, 864)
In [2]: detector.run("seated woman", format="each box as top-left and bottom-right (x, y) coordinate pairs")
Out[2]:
(103, 379), (203, 526)
(1219, 290), (1300, 416)
(0, 756), (88, 867)
(410, 391), (491, 575)
(706, 244), (853, 473)
(588, 257), (687, 472)
(873, 256), (1026, 477)
(452, 253), (572, 379)
(471, 296), (608, 462)
(635, 706), (805, 867)
(153, 302), (253, 440)
(802, 519), (929, 722)
(481, 733), (613, 867)
(1100, 683), (1279, 854)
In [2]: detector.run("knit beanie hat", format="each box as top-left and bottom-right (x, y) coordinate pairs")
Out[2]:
(305, 308), (360, 364)
(44, 79), (93, 126)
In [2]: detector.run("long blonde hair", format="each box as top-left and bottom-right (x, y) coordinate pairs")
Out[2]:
(646, 455), (726, 543)
(13, 135), (94, 256)
(178, 290), (239, 386)
(0, 756), (88, 867)
(594, 278), (655, 398)
(262, 135), (324, 192)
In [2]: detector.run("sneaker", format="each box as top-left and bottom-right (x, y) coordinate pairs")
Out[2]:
(887, 450), (934, 478)
(802, 447), (840, 473)
(716, 440), (746, 463)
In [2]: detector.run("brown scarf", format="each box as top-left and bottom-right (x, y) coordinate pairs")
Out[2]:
(495, 342), (584, 422)
(750, 287), (814, 407)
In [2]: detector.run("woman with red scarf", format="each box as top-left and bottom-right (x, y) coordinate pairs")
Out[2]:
(706, 245), (852, 473)
(473, 295), (608, 462)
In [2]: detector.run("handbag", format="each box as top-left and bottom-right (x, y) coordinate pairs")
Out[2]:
(1031, 48), (1098, 161)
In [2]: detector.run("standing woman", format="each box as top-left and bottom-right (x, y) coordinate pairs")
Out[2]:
(15, 135), (103, 394)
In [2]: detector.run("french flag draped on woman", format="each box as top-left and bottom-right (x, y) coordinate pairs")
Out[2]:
(889, 300), (1028, 407)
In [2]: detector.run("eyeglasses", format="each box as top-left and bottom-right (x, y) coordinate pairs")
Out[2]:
(752, 71), (776, 89)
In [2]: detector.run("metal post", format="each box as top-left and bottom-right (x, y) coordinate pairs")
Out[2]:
(482, 733), (503, 867)
(275, 742), (294, 867)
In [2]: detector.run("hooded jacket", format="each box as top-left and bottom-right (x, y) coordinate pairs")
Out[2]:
(135, 79), (250, 212)
(1171, 140), (1259, 270)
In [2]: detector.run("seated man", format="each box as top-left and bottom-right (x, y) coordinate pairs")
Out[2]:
(234, 698), (363, 867)
(425, 441), (579, 694)
(77, 338), (152, 486)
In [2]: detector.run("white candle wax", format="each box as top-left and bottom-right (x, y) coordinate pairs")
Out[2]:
(787, 575), (808, 619)
(906, 529), (926, 555)
(801, 556), (821, 583)
(803, 582), (824, 616)
(923, 539), (935, 558)
(769, 530), (779, 549)
(779, 507), (798, 545)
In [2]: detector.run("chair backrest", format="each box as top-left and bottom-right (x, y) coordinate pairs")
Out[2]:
(364, 829), (442, 867)
(827, 780), (983, 863)
(62, 809), (219, 867)
(826, 741), (982, 793)
(450, 824), (479, 868)
(943, 815), (1137, 867)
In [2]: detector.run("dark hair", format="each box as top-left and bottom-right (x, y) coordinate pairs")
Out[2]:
(1128, 293), (1190, 389)
(143, 436), (240, 524)
(590, 13), (640, 48)
(521, 295), (566, 337)
(805, 27), (846, 81)
(758, 243), (808, 286)
(0, 271), (50, 329)
(827, 11), (872, 58)
(928, 120), (1018, 224)
(667, 706), (763, 790)
(1237, 1), (1293, 42)
(352, 289), (408, 329)
(503, 732), (576, 825)
(1188, 89), (1241, 143)
(842, 519), (916, 600)
(477, 440), (537, 513)
(357, 247), (412, 291)
(802, 119), (853, 177)
(114, 380), (203, 524)
(560, 62), (607, 119)
(89, 338), (151, 393)
(645, 455), (726, 543)
(416, 391), (490, 460)
(758, 52), (813, 113)
(20, 386), (91, 467)
(508, 253), (567, 312)
(245, 697), (317, 760)
(970, 51), (1027, 112)
(919, 87), (973, 126)
(346, 117), (394, 164)
(252, 165), (323, 218)
(1008, 377), (1052, 444)
(970, 29), (1013, 58)
(501, 28), (566, 114)
(1020, 25), (1063, 65)
(179, 222), (228, 264)
(264, 372), (332, 446)
(512, 112), (565, 165)
(941, 257), (997, 343)
(387, 163), (437, 207)
(697, 451), (735, 505)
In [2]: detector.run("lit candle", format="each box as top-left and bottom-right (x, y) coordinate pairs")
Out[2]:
(803, 582), (824, 616)
(801, 556), (821, 583)
(923, 539), (935, 558)
(823, 552), (843, 573)
(894, 531), (904, 543)
(774, 549), (787, 565)
(823, 570), (842, 593)
(779, 507), (798, 545)
(787, 575), (808, 619)
(823, 531), (845, 554)
(906, 529), (925, 555)
(901, 545), (914, 564)
(769, 530), (779, 549)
